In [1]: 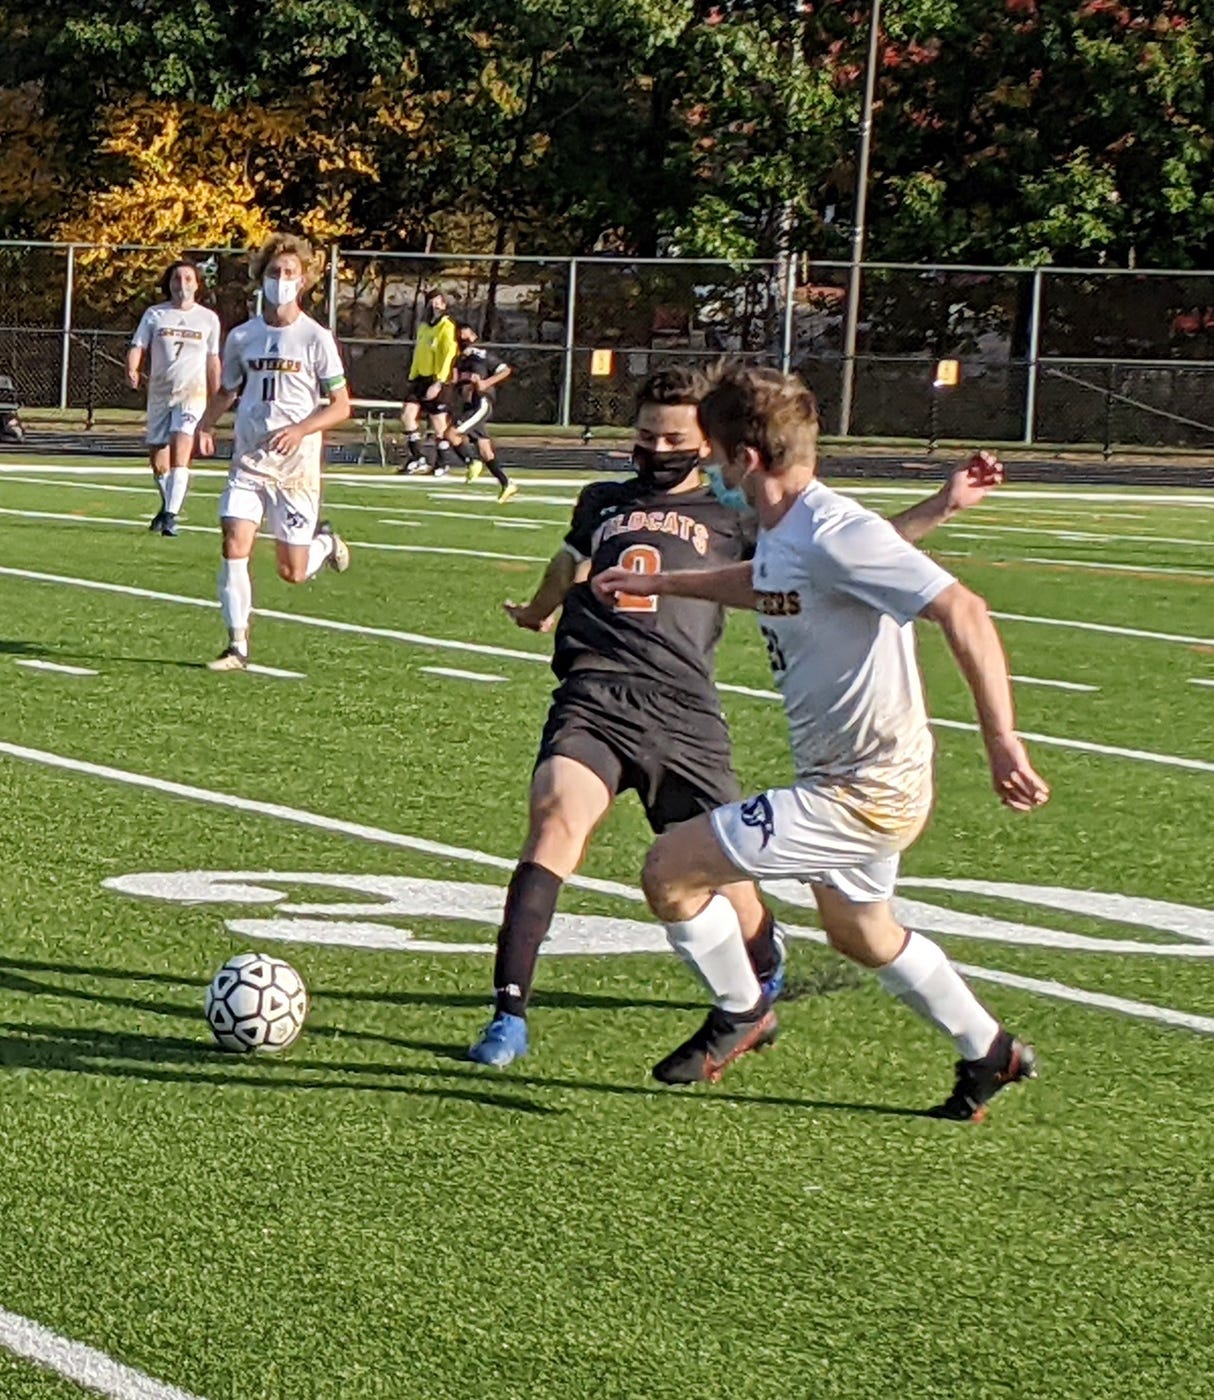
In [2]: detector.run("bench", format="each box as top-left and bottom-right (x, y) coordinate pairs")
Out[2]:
(350, 398), (403, 466)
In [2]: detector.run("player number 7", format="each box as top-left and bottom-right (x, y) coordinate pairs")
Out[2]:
(615, 544), (660, 614)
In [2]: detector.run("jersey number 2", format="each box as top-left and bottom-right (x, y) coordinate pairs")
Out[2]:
(615, 544), (660, 614)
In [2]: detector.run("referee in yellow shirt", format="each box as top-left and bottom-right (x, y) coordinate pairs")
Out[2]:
(400, 290), (459, 475)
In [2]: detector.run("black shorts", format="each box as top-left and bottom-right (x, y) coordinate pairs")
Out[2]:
(449, 394), (493, 443)
(535, 671), (742, 833)
(404, 375), (445, 409)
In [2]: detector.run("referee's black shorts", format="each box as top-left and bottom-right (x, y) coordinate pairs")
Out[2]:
(535, 671), (742, 832)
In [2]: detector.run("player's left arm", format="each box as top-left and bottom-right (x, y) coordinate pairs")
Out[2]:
(433, 320), (459, 384)
(268, 336), (352, 453)
(594, 561), (758, 610)
(889, 451), (1003, 544)
(476, 357), (512, 392)
(921, 582), (1050, 812)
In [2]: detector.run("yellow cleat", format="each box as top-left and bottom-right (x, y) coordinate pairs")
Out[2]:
(496, 482), (519, 505)
(465, 458), (484, 483)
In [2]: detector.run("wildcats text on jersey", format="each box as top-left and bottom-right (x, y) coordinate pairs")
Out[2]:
(596, 509), (710, 557)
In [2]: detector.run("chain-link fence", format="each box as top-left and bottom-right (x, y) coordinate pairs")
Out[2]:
(2, 239), (1212, 448)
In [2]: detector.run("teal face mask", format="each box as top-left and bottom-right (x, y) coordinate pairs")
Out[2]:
(704, 463), (749, 512)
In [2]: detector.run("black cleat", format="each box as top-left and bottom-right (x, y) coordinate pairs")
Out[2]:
(160, 512), (179, 537)
(148, 509), (167, 533)
(653, 1005), (778, 1085)
(929, 1029), (1038, 1122)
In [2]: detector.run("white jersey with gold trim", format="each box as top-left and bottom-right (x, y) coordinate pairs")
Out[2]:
(130, 302), (220, 406)
(222, 313), (346, 466)
(751, 480), (956, 833)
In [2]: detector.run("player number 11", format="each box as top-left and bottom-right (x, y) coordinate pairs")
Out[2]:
(615, 544), (660, 614)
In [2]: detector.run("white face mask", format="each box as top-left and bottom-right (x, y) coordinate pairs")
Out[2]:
(262, 275), (300, 307)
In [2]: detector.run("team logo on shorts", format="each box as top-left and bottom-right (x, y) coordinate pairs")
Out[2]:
(739, 793), (775, 848)
(284, 508), (306, 531)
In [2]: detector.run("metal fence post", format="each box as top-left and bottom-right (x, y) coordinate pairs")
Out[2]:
(327, 243), (340, 334)
(59, 244), (76, 411)
(780, 255), (797, 374)
(559, 257), (578, 428)
(1022, 266), (1043, 444)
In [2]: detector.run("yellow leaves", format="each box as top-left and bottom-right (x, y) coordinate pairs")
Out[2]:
(56, 90), (381, 250)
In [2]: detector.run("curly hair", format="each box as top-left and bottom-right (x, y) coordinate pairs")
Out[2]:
(249, 233), (320, 287)
(698, 362), (819, 471)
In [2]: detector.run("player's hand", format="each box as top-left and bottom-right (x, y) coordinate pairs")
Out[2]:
(592, 565), (662, 605)
(987, 733), (1050, 812)
(196, 429), (215, 458)
(268, 422), (306, 456)
(467, 374), (483, 390)
(126, 371), (141, 391)
(504, 600), (555, 632)
(946, 450), (1004, 511)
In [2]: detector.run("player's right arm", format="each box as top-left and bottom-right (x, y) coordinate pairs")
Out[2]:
(889, 451), (1004, 544)
(197, 330), (243, 449)
(126, 310), (152, 390)
(505, 482), (600, 630)
(594, 561), (758, 610)
(505, 550), (581, 632)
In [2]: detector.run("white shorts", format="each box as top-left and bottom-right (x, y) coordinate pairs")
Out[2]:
(218, 471), (320, 546)
(711, 783), (926, 904)
(146, 399), (204, 446)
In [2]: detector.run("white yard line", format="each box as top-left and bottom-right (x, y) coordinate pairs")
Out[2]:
(1190, 678), (1214, 689)
(0, 508), (546, 564)
(1009, 675), (1099, 692)
(376, 518), (422, 528)
(938, 522), (1214, 549)
(245, 664), (305, 680)
(0, 1305), (208, 1400)
(990, 610), (1214, 647)
(378, 508), (562, 527)
(2, 566), (1211, 774)
(421, 666), (508, 684)
(13, 659), (97, 677)
(1024, 555), (1214, 579)
(1, 739), (1211, 1037)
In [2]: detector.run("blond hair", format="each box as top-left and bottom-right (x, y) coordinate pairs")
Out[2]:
(698, 363), (819, 472)
(250, 233), (320, 287)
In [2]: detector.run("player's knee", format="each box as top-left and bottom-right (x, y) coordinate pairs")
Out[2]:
(641, 840), (681, 918)
(278, 559), (307, 584)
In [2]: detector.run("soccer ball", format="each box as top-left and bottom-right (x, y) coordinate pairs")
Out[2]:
(204, 952), (309, 1053)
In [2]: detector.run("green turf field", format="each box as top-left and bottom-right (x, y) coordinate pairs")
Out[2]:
(0, 458), (1211, 1400)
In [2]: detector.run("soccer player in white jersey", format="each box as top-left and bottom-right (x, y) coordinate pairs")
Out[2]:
(596, 365), (1050, 1121)
(126, 261), (221, 536)
(197, 234), (352, 672)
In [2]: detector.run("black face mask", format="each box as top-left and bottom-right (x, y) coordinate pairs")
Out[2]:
(632, 445), (702, 491)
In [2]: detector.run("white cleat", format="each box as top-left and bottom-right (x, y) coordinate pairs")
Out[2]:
(207, 647), (247, 672)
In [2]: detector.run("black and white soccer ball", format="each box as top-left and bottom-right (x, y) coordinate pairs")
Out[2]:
(204, 952), (309, 1053)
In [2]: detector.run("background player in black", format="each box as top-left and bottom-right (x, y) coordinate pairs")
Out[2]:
(468, 367), (1001, 1067)
(445, 324), (517, 503)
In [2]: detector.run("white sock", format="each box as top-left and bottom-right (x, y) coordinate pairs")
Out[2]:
(165, 466), (190, 514)
(154, 474), (168, 506)
(218, 557), (252, 651)
(875, 930), (999, 1060)
(305, 533), (334, 579)
(665, 894), (764, 1014)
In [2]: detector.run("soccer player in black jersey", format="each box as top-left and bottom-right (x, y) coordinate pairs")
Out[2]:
(444, 324), (517, 503)
(468, 366), (1002, 1068)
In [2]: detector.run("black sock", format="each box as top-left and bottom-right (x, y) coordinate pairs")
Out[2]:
(406, 431), (422, 456)
(484, 457), (509, 488)
(493, 861), (563, 1017)
(435, 438), (460, 470)
(746, 907), (779, 981)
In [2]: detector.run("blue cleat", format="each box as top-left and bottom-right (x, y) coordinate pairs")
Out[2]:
(468, 1011), (528, 1067)
(759, 923), (788, 1003)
